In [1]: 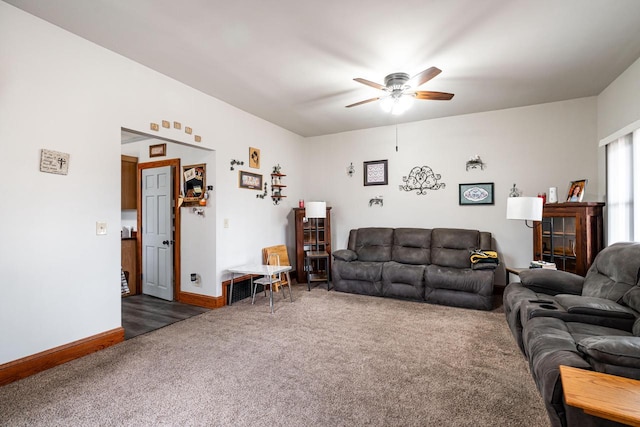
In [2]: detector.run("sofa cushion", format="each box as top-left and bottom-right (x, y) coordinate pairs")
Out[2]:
(430, 228), (479, 269)
(518, 269), (584, 295)
(623, 287), (640, 314)
(353, 228), (394, 262)
(425, 265), (493, 295)
(577, 336), (640, 371)
(582, 242), (640, 301)
(391, 228), (431, 265)
(382, 261), (425, 300)
(334, 260), (383, 282)
(554, 294), (636, 319)
(332, 249), (358, 262)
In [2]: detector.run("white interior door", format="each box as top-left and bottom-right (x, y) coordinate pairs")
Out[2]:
(141, 166), (174, 301)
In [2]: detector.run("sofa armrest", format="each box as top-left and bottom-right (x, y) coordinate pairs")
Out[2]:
(518, 269), (584, 296)
(554, 295), (637, 319)
(332, 249), (358, 262)
(578, 336), (640, 371)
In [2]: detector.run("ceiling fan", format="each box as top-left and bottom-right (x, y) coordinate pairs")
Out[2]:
(346, 66), (454, 115)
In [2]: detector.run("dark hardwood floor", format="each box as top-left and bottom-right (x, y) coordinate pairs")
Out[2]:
(121, 294), (210, 340)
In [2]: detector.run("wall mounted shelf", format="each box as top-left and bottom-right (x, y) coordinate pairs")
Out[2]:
(271, 172), (286, 205)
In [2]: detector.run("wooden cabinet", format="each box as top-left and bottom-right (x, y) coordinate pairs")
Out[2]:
(121, 238), (137, 296)
(294, 207), (332, 283)
(533, 202), (604, 276)
(121, 155), (138, 210)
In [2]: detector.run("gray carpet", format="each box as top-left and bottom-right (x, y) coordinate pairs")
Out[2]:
(0, 286), (548, 426)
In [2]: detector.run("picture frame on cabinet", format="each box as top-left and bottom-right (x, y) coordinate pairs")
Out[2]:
(459, 182), (494, 205)
(566, 179), (587, 202)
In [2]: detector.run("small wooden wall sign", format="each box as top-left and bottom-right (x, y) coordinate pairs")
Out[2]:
(40, 149), (70, 175)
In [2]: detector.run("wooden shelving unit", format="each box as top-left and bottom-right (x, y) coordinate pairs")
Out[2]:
(294, 207), (332, 283)
(271, 173), (286, 205)
(533, 202), (604, 276)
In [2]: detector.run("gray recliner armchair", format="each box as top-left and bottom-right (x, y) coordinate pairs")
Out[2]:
(504, 242), (640, 354)
(503, 242), (640, 427)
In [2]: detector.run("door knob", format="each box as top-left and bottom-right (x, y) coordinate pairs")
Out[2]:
(162, 240), (170, 245)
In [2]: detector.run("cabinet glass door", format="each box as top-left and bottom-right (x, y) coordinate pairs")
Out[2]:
(541, 216), (577, 273)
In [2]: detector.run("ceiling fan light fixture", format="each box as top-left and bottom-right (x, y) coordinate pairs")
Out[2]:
(380, 93), (414, 115)
(348, 66), (453, 112)
(379, 96), (394, 113)
(396, 94), (414, 113)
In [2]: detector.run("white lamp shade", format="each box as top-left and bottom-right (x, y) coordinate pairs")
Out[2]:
(506, 197), (543, 221)
(306, 201), (326, 219)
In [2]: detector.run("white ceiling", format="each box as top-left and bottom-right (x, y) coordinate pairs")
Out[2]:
(6, 0), (640, 137)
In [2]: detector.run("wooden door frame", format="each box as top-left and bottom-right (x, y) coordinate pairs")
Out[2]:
(137, 159), (182, 302)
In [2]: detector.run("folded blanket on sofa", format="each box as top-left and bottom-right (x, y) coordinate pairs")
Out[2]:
(470, 249), (499, 265)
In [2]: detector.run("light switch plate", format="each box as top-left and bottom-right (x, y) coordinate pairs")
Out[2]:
(96, 221), (107, 235)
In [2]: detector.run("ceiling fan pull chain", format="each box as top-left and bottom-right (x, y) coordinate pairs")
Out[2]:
(396, 124), (399, 152)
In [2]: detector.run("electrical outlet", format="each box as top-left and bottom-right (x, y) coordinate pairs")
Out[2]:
(96, 221), (107, 235)
(224, 218), (229, 229)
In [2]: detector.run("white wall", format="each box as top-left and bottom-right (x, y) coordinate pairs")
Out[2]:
(597, 56), (640, 142)
(596, 56), (640, 216)
(0, 3), (303, 364)
(304, 98), (599, 269)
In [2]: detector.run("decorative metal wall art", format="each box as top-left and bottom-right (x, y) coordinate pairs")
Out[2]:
(466, 155), (485, 171)
(347, 162), (355, 177)
(256, 183), (268, 199)
(509, 183), (522, 197)
(399, 166), (445, 195)
(369, 196), (383, 207)
(230, 159), (244, 171)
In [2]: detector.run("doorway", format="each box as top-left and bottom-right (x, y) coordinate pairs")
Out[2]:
(120, 127), (214, 338)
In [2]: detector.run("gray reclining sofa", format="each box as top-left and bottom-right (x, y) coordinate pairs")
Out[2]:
(331, 227), (504, 311)
(503, 242), (640, 427)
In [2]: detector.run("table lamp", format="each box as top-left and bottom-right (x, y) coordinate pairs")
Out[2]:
(507, 197), (543, 228)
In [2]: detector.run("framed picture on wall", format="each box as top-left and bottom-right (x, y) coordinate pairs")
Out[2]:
(183, 163), (206, 205)
(249, 147), (260, 169)
(459, 183), (495, 205)
(239, 170), (262, 190)
(364, 159), (388, 186)
(149, 143), (166, 157)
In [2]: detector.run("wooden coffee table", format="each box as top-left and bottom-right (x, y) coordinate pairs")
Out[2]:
(560, 365), (640, 426)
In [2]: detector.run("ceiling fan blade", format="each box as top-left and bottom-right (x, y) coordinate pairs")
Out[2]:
(345, 97), (380, 108)
(353, 78), (386, 91)
(414, 91), (454, 101)
(409, 67), (442, 88)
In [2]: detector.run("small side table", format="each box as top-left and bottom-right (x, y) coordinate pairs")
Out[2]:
(305, 250), (331, 291)
(560, 365), (640, 426)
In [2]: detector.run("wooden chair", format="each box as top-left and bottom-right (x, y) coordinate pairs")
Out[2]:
(251, 245), (293, 306)
(261, 245), (291, 291)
